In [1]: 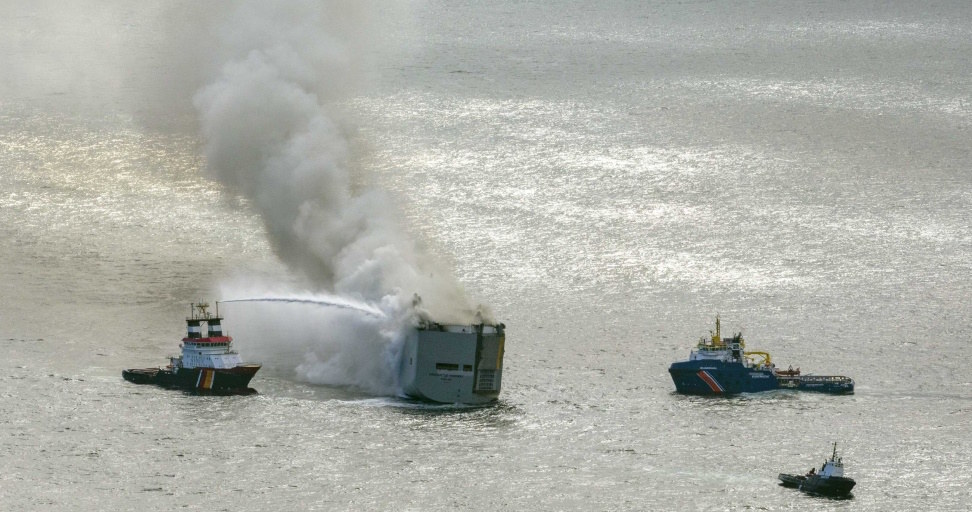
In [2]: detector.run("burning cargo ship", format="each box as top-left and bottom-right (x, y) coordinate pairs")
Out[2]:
(399, 320), (506, 404)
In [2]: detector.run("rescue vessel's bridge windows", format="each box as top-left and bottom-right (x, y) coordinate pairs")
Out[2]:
(435, 363), (459, 371)
(463, 365), (472, 372)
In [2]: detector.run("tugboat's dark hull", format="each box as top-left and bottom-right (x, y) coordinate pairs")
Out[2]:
(669, 360), (854, 395)
(777, 473), (806, 488)
(123, 364), (260, 393)
(779, 473), (855, 497)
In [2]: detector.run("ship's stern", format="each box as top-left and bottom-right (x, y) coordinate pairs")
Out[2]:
(400, 323), (505, 404)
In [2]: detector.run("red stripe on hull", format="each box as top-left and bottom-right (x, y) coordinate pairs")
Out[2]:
(697, 370), (724, 393)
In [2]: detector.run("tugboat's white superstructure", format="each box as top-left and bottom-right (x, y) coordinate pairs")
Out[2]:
(400, 320), (506, 404)
(173, 303), (244, 370)
(818, 447), (846, 478)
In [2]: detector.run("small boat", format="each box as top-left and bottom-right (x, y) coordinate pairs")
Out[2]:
(122, 302), (260, 393)
(778, 442), (856, 498)
(668, 316), (854, 395)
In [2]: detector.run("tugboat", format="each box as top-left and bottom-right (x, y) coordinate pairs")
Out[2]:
(122, 302), (260, 393)
(779, 442), (856, 498)
(668, 317), (854, 395)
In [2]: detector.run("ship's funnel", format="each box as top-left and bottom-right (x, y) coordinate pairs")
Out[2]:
(207, 318), (223, 337)
(186, 319), (202, 339)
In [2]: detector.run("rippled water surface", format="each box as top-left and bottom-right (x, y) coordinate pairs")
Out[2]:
(2, 1), (971, 510)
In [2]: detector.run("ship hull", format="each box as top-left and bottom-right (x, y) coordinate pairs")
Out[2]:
(123, 364), (260, 393)
(669, 361), (853, 395)
(669, 360), (778, 395)
(779, 473), (855, 497)
(777, 473), (806, 488)
(400, 324), (505, 404)
(799, 475), (856, 497)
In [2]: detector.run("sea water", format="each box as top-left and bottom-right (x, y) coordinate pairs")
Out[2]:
(1, 1), (970, 510)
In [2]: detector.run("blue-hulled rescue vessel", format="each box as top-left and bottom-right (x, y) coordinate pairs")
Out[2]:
(668, 317), (853, 395)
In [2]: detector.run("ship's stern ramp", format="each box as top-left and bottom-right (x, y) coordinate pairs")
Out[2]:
(400, 322), (505, 404)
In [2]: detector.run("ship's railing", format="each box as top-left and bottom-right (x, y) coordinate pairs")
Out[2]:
(693, 344), (729, 353)
(690, 348), (728, 356)
(417, 320), (504, 334)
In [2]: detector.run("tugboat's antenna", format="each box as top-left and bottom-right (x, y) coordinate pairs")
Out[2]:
(832, 441), (838, 460)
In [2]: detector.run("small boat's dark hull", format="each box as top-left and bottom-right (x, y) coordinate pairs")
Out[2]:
(123, 364), (260, 393)
(779, 473), (855, 497)
(799, 475), (856, 497)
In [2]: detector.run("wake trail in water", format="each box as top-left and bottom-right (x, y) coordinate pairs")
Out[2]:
(222, 297), (386, 319)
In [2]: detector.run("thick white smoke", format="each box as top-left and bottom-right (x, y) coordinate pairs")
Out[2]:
(219, 285), (415, 396)
(193, 2), (486, 394)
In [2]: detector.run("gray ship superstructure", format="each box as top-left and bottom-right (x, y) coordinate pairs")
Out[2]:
(400, 320), (506, 404)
